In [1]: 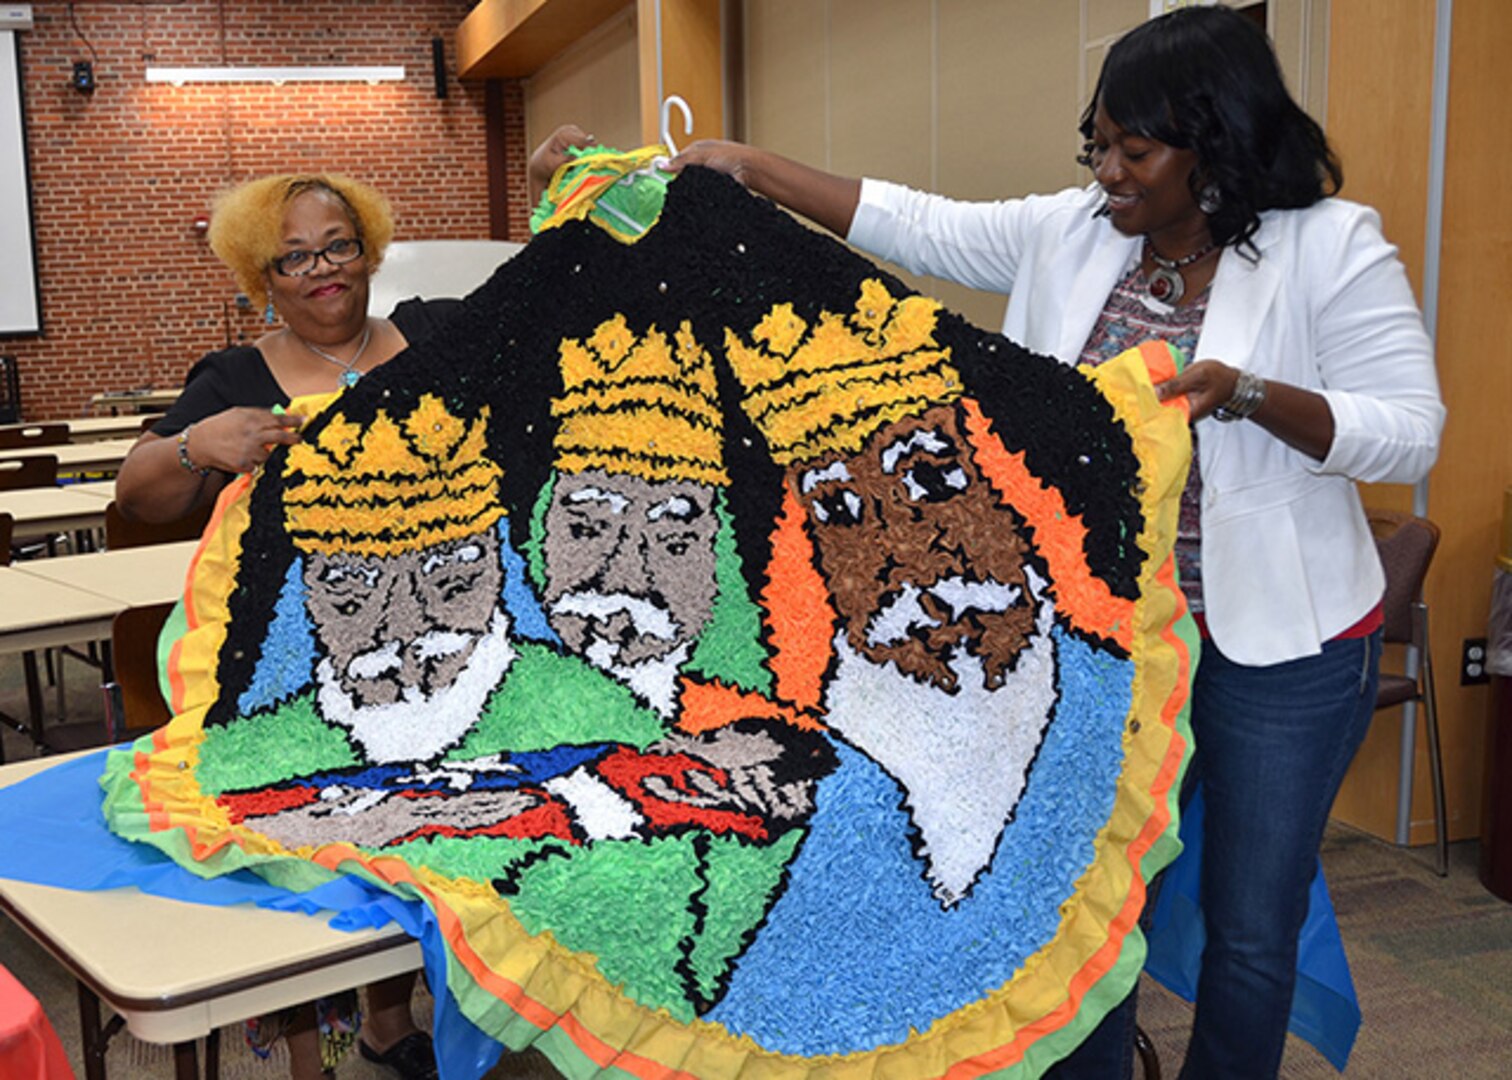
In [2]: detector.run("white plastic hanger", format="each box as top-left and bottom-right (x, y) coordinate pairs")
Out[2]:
(660, 94), (694, 157)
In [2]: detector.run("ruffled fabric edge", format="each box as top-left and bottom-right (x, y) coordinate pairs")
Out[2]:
(102, 347), (1196, 1079)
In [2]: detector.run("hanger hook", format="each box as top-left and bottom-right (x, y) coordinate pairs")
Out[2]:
(659, 94), (694, 157)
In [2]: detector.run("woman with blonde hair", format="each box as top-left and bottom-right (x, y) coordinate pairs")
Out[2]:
(117, 173), (457, 529)
(116, 173), (451, 1079)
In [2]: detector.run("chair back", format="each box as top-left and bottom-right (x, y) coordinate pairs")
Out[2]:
(0, 423), (68, 449)
(1367, 508), (1441, 647)
(106, 601), (175, 737)
(104, 500), (212, 549)
(0, 511), (11, 565)
(0, 454), (58, 490)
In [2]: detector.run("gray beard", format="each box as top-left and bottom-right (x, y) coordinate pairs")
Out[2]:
(315, 610), (516, 764)
(823, 592), (1058, 908)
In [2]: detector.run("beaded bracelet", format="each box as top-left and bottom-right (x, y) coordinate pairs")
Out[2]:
(177, 423), (211, 476)
(1213, 369), (1268, 422)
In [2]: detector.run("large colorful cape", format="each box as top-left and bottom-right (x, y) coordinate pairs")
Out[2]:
(102, 160), (1195, 1079)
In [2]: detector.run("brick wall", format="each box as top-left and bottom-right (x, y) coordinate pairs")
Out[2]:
(1, 1), (528, 419)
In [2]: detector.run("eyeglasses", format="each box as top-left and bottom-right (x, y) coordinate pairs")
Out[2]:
(271, 236), (365, 277)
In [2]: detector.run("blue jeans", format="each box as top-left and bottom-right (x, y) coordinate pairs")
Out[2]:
(1044, 985), (1137, 1079)
(1178, 631), (1381, 1079)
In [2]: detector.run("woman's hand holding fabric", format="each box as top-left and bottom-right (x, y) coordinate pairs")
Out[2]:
(528, 124), (597, 204)
(1155, 358), (1240, 421)
(188, 407), (304, 474)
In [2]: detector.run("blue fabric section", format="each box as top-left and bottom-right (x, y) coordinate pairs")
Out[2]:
(1145, 786), (1360, 1072)
(267, 744), (616, 797)
(707, 629), (1130, 1054)
(0, 750), (506, 1080)
(239, 558), (316, 713)
(499, 521), (557, 644)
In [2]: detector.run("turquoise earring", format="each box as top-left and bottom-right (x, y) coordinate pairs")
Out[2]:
(264, 299), (276, 324)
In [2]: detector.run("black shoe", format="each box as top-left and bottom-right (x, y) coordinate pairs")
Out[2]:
(358, 1031), (439, 1080)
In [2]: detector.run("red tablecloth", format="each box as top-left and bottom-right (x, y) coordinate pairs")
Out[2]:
(0, 962), (74, 1080)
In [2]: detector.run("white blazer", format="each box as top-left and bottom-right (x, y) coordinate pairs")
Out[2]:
(850, 180), (1445, 666)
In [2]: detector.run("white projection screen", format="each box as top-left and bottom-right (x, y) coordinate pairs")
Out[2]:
(1, 30), (41, 334)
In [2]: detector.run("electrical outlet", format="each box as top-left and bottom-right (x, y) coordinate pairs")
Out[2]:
(1462, 637), (1491, 686)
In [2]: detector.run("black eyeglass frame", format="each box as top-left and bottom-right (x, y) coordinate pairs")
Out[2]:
(270, 237), (366, 277)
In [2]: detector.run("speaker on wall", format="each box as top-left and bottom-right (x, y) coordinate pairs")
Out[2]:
(432, 36), (447, 99)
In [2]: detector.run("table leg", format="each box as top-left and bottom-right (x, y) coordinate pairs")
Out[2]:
(22, 650), (45, 752)
(205, 1027), (220, 1080)
(76, 982), (107, 1080)
(173, 1040), (199, 1080)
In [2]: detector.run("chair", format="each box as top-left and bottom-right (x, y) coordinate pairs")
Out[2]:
(0, 423), (68, 450)
(104, 499), (212, 549)
(0, 512), (48, 764)
(1367, 508), (1447, 877)
(0, 454), (57, 490)
(102, 602), (176, 740)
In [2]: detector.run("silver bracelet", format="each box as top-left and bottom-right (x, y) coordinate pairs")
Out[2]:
(177, 423), (211, 476)
(1214, 369), (1267, 422)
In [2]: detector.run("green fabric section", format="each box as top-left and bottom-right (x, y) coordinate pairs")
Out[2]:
(508, 837), (704, 1021)
(524, 475), (553, 595)
(530, 145), (670, 240)
(683, 495), (773, 696)
(196, 694), (360, 794)
(155, 597), (188, 706)
(686, 831), (801, 1006)
(533, 1027), (636, 1080)
(451, 643), (667, 757)
(388, 834), (564, 889)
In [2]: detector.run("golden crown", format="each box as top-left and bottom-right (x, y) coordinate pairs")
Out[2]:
(282, 394), (503, 558)
(552, 313), (728, 486)
(722, 278), (962, 466)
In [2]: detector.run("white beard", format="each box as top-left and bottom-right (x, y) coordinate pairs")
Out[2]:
(315, 610), (516, 764)
(584, 640), (690, 720)
(551, 589), (690, 719)
(824, 590), (1058, 908)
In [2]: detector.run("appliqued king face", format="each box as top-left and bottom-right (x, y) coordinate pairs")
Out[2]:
(541, 469), (720, 670)
(795, 403), (1039, 693)
(303, 530), (505, 708)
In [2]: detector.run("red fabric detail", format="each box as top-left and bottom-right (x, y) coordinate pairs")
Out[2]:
(1190, 602), (1383, 643)
(596, 747), (768, 840)
(387, 795), (577, 846)
(216, 784), (319, 823)
(0, 962), (74, 1080)
(1337, 602), (1384, 638)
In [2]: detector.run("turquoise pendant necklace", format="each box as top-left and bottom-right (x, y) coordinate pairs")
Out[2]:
(297, 323), (371, 388)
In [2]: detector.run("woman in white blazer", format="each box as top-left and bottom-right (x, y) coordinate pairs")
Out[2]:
(533, 7), (1445, 1078)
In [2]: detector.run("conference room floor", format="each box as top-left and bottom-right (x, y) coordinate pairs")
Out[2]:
(1, 663), (1508, 1079)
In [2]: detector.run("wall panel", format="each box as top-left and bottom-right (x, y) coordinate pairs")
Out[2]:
(525, 7), (641, 155)
(737, 0), (1327, 330)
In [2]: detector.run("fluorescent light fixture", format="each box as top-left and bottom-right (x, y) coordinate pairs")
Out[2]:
(145, 66), (405, 86)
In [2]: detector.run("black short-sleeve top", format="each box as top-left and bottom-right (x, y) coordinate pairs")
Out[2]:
(151, 297), (463, 438)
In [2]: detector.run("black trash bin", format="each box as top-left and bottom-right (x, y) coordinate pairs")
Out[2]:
(0, 355), (18, 424)
(1480, 486), (1512, 902)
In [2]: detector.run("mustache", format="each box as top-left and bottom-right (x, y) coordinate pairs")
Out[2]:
(865, 576), (1025, 648)
(550, 590), (679, 641)
(345, 629), (477, 679)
